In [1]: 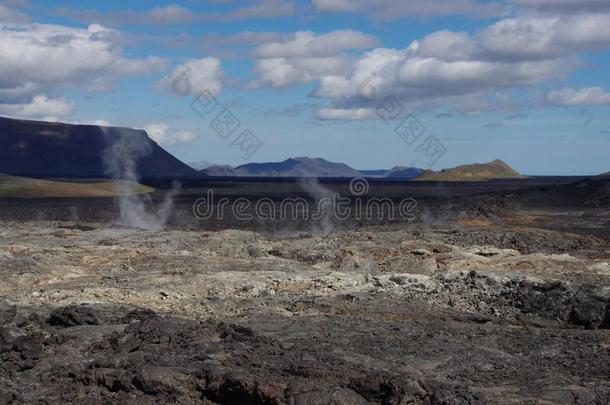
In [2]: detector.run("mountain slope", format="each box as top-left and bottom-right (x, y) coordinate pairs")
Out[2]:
(359, 166), (423, 179)
(0, 116), (200, 179)
(234, 157), (363, 177)
(358, 169), (389, 177)
(0, 174), (152, 198)
(201, 165), (241, 176)
(188, 161), (214, 171)
(200, 159), (424, 178)
(415, 159), (522, 181)
(384, 166), (424, 179)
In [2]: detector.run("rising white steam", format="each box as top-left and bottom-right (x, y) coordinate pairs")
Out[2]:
(101, 127), (180, 230)
(297, 178), (336, 235)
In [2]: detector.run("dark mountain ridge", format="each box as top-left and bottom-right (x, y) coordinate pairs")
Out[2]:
(233, 157), (362, 178)
(0, 116), (200, 180)
(359, 166), (423, 179)
(201, 158), (422, 179)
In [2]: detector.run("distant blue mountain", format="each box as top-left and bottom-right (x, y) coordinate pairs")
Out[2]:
(200, 157), (422, 179)
(360, 166), (424, 179)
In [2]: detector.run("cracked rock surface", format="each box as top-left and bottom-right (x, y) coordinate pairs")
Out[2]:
(1, 216), (610, 404)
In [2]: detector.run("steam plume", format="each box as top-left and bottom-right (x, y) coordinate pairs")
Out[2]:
(102, 127), (179, 230)
(297, 178), (335, 235)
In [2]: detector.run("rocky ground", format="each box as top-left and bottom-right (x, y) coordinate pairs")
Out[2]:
(1, 198), (610, 404)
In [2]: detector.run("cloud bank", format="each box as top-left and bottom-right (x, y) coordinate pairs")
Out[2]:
(0, 21), (165, 118)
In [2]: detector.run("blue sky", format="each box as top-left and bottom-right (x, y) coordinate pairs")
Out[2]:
(1, 0), (610, 175)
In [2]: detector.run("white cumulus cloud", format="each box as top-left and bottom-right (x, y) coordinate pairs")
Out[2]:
(143, 123), (197, 147)
(0, 22), (165, 94)
(478, 14), (610, 61)
(158, 58), (223, 96)
(252, 30), (377, 58)
(251, 30), (377, 88)
(147, 4), (193, 24)
(311, 12), (610, 119)
(547, 87), (610, 106)
(0, 21), (165, 120)
(0, 95), (74, 118)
